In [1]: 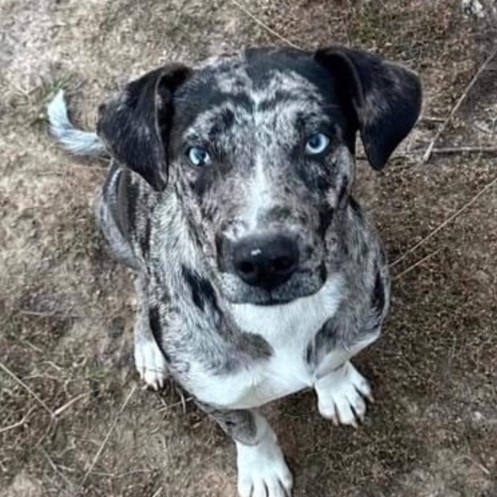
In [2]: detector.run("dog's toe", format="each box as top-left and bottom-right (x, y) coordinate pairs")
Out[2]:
(239, 468), (292, 497)
(134, 339), (168, 390)
(236, 433), (293, 497)
(315, 361), (372, 426)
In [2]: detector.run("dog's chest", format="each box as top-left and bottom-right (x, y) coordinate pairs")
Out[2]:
(189, 277), (343, 409)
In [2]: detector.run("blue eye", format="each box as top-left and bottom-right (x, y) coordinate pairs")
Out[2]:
(305, 133), (330, 155)
(187, 146), (211, 167)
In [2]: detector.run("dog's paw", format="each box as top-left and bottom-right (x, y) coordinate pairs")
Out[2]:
(134, 339), (168, 390)
(315, 361), (373, 427)
(236, 433), (293, 497)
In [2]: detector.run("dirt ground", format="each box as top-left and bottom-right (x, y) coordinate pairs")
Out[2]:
(1, 0), (497, 496)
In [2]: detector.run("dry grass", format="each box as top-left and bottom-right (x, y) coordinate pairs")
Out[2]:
(1, 1), (497, 496)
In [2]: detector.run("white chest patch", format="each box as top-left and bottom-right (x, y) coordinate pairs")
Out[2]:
(188, 276), (343, 409)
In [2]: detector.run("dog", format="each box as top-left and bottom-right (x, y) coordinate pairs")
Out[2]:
(48, 46), (422, 497)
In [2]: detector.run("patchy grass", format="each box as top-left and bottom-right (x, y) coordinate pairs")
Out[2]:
(1, 0), (497, 496)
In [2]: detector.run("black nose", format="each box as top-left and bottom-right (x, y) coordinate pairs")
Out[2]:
(232, 234), (299, 290)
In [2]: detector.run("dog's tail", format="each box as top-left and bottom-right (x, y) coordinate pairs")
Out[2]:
(47, 90), (107, 157)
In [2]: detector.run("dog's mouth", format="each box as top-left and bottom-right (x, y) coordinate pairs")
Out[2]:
(215, 229), (327, 305)
(236, 292), (296, 307)
(219, 264), (327, 306)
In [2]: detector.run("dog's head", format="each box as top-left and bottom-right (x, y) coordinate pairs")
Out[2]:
(97, 47), (421, 305)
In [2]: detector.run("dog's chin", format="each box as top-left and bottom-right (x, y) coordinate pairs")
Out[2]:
(219, 270), (326, 306)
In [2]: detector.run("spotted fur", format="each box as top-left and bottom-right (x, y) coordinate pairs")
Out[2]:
(48, 46), (421, 497)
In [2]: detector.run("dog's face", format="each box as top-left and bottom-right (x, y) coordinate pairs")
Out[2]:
(169, 51), (358, 305)
(97, 47), (421, 305)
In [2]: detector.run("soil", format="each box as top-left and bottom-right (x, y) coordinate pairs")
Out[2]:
(1, 1), (496, 496)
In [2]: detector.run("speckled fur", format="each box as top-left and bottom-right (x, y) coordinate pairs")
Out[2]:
(49, 46), (421, 497)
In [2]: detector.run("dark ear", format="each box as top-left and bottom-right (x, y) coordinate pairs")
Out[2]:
(97, 63), (191, 190)
(315, 47), (422, 169)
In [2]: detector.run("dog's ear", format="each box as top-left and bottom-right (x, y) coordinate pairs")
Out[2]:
(97, 63), (192, 190)
(315, 47), (422, 169)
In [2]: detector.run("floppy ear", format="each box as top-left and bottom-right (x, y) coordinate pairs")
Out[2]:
(315, 46), (422, 169)
(97, 63), (191, 190)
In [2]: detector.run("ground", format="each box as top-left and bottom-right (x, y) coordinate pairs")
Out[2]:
(1, 0), (496, 496)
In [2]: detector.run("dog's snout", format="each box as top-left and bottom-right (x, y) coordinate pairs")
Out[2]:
(232, 234), (299, 290)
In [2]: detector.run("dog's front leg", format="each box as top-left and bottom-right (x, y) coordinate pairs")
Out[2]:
(313, 332), (379, 427)
(315, 359), (374, 427)
(133, 275), (168, 390)
(201, 405), (293, 497)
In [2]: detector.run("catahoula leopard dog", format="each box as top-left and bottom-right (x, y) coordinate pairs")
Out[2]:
(48, 46), (422, 497)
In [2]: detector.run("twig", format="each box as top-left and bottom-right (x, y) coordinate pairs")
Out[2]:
(57, 162), (108, 172)
(419, 116), (445, 123)
(231, 0), (300, 49)
(90, 469), (151, 478)
(390, 174), (497, 268)
(0, 360), (54, 416)
(0, 418), (28, 434)
(19, 309), (83, 319)
(472, 460), (491, 476)
(361, 145), (497, 161)
(0, 406), (36, 434)
(157, 395), (193, 413)
(19, 309), (59, 317)
(430, 146), (497, 155)
(53, 393), (89, 417)
(24, 340), (44, 354)
(151, 488), (163, 497)
(80, 384), (137, 488)
(423, 46), (497, 163)
(474, 122), (497, 135)
(393, 248), (442, 280)
(173, 384), (191, 414)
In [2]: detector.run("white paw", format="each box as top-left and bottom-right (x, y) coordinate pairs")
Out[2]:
(315, 361), (373, 427)
(236, 433), (293, 497)
(134, 339), (168, 390)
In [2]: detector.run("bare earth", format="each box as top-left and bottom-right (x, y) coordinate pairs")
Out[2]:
(1, 1), (496, 496)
